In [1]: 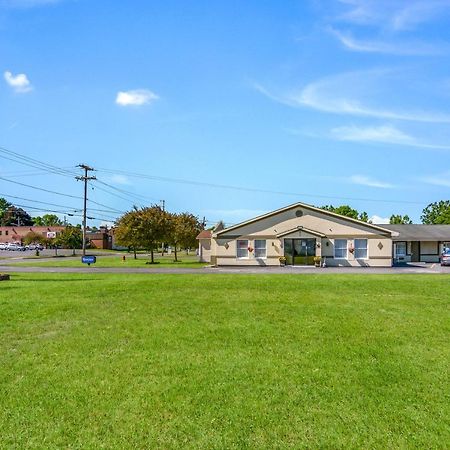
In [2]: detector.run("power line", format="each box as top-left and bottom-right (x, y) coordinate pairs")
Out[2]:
(4, 202), (117, 223)
(0, 169), (72, 177)
(93, 183), (144, 207)
(0, 146), (148, 207)
(0, 176), (124, 213)
(0, 146), (77, 178)
(96, 167), (426, 206)
(0, 192), (123, 215)
(95, 179), (158, 203)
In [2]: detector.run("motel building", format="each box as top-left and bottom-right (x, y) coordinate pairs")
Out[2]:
(197, 202), (450, 267)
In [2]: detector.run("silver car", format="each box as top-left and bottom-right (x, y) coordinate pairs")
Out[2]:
(441, 249), (450, 266)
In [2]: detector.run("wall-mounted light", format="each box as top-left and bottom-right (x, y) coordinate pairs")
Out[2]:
(224, 243), (229, 250)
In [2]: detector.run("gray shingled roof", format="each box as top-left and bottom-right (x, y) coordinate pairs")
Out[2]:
(383, 224), (450, 241)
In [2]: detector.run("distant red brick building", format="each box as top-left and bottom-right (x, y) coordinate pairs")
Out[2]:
(0, 225), (112, 249)
(87, 227), (112, 250)
(0, 226), (65, 244)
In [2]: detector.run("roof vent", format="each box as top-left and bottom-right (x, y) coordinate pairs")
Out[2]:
(295, 209), (303, 217)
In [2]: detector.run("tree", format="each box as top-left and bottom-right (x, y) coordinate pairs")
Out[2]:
(421, 201), (450, 224)
(33, 214), (63, 226)
(358, 211), (371, 223)
(0, 197), (12, 225)
(23, 231), (48, 246)
(1, 206), (33, 226)
(168, 212), (203, 261)
(114, 209), (145, 259)
(390, 214), (413, 224)
(138, 206), (170, 263)
(55, 226), (82, 255)
(321, 205), (370, 222)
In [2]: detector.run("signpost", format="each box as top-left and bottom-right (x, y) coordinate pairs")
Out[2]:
(81, 255), (96, 266)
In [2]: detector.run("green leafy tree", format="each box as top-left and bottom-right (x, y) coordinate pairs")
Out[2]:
(138, 206), (170, 263)
(421, 201), (450, 224)
(390, 214), (413, 224)
(168, 212), (203, 261)
(321, 205), (370, 222)
(1, 206), (34, 226)
(0, 197), (12, 225)
(33, 214), (63, 226)
(115, 209), (145, 259)
(55, 226), (82, 255)
(23, 231), (48, 246)
(358, 211), (371, 223)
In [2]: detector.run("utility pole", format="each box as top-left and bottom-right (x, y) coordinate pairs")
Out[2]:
(160, 199), (165, 212)
(76, 164), (96, 256)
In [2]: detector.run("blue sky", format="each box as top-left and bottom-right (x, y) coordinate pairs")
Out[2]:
(1, 0), (450, 226)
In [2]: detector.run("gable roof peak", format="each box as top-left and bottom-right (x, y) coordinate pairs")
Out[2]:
(215, 201), (393, 236)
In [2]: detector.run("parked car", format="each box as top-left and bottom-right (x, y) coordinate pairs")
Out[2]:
(0, 243), (6, 250)
(6, 243), (25, 251)
(25, 243), (44, 251)
(441, 249), (450, 266)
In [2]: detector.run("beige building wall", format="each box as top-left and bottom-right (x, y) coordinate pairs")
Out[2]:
(211, 205), (393, 267)
(321, 237), (392, 267)
(198, 239), (212, 263)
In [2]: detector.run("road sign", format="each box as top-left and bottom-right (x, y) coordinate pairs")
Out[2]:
(81, 255), (96, 265)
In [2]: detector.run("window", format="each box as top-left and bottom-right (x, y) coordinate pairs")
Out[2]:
(0, 231), (2, 236)
(354, 239), (368, 259)
(334, 239), (347, 259)
(395, 242), (407, 257)
(237, 240), (249, 258)
(5, 231), (8, 236)
(254, 240), (266, 258)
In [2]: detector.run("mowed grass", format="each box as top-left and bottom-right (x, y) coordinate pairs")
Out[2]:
(10, 254), (206, 268)
(0, 274), (449, 449)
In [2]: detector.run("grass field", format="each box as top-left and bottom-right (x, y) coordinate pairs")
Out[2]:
(1, 274), (449, 448)
(9, 254), (206, 268)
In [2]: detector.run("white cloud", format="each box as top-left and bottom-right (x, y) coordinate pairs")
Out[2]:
(349, 174), (395, 189)
(419, 172), (450, 188)
(115, 89), (158, 107)
(331, 124), (450, 150)
(297, 72), (450, 123)
(110, 174), (131, 185)
(370, 214), (390, 224)
(329, 28), (442, 55)
(337, 0), (450, 31)
(331, 125), (415, 145)
(100, 220), (115, 228)
(4, 71), (33, 93)
(256, 70), (450, 124)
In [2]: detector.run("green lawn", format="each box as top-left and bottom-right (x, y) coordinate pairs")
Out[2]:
(1, 274), (449, 448)
(10, 254), (206, 268)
